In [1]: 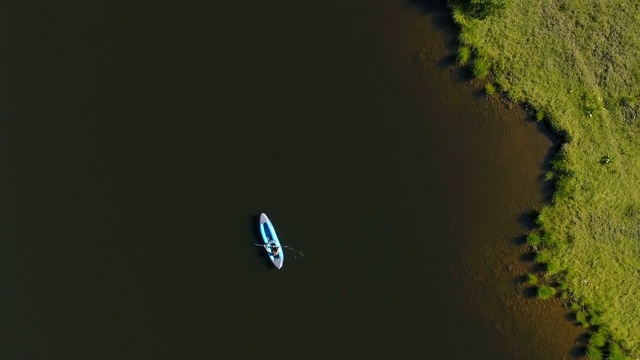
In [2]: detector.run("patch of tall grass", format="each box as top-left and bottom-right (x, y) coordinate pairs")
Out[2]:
(485, 82), (496, 96)
(526, 273), (538, 285)
(457, 46), (471, 65)
(586, 346), (603, 360)
(526, 232), (542, 247)
(607, 342), (628, 360)
(589, 330), (607, 348)
(537, 285), (556, 300)
(472, 57), (490, 78)
(533, 251), (550, 264)
(450, 0), (640, 356)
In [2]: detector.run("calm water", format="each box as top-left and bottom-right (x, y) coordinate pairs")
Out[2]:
(1, 1), (583, 359)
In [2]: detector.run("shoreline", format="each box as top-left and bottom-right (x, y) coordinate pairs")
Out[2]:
(381, 1), (586, 357)
(448, 0), (640, 358)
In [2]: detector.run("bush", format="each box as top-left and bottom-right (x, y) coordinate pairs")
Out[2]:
(536, 111), (545, 121)
(526, 273), (538, 285)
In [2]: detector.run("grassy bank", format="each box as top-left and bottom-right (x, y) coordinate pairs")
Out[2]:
(450, 0), (640, 358)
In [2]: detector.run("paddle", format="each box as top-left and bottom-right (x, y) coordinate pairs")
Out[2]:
(253, 244), (305, 259)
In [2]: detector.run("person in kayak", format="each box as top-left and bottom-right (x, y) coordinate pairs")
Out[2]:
(264, 240), (280, 256)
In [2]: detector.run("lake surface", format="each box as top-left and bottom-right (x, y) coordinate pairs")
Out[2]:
(1, 1), (583, 359)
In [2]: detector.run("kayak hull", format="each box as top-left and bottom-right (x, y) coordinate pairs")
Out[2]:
(259, 213), (284, 269)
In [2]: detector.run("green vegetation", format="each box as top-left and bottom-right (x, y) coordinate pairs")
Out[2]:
(526, 232), (542, 247)
(472, 57), (490, 78)
(590, 330), (607, 348)
(575, 310), (589, 328)
(533, 250), (550, 264)
(586, 345), (603, 360)
(545, 259), (561, 276)
(485, 82), (497, 96)
(450, 0), (640, 356)
(457, 46), (471, 65)
(537, 285), (556, 300)
(526, 273), (538, 285)
(608, 342), (629, 360)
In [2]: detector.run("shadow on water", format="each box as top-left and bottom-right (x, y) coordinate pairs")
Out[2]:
(406, 0), (473, 81)
(570, 332), (590, 358)
(522, 286), (538, 299)
(406, 0), (454, 32)
(518, 250), (535, 263)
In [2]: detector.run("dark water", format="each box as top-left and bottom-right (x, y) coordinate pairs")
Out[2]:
(1, 1), (583, 359)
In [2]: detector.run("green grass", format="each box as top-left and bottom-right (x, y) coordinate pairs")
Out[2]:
(526, 232), (542, 247)
(533, 250), (550, 264)
(537, 285), (556, 300)
(485, 82), (497, 96)
(575, 310), (590, 328)
(586, 345), (603, 360)
(590, 330), (607, 348)
(546, 260), (561, 275)
(451, 0), (640, 356)
(457, 46), (471, 65)
(608, 342), (629, 360)
(472, 56), (490, 78)
(526, 273), (538, 285)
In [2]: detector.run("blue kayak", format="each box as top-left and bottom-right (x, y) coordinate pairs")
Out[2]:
(259, 213), (284, 269)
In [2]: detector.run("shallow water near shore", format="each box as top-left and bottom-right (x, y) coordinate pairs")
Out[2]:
(2, 1), (583, 359)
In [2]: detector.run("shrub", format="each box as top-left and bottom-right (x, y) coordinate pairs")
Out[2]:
(526, 273), (538, 285)
(536, 111), (544, 121)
